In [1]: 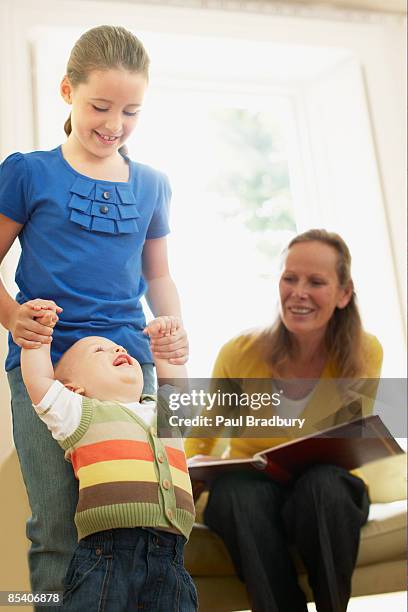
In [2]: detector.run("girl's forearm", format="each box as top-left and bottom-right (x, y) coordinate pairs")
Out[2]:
(145, 275), (182, 320)
(0, 215), (24, 330)
(0, 276), (19, 330)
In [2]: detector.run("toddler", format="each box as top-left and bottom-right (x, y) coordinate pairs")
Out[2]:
(21, 308), (197, 612)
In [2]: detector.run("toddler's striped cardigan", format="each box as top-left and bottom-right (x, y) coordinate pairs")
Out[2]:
(59, 393), (195, 541)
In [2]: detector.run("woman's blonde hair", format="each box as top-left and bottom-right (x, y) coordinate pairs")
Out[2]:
(257, 229), (363, 378)
(63, 25), (150, 155)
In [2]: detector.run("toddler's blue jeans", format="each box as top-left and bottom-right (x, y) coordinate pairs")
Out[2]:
(8, 364), (156, 611)
(63, 528), (197, 611)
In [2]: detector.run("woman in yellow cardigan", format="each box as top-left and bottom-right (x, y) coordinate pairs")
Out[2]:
(185, 229), (383, 612)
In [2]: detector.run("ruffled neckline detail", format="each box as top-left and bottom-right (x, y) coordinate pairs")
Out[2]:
(68, 176), (140, 235)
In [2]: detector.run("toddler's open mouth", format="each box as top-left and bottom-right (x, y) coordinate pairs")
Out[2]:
(112, 354), (133, 367)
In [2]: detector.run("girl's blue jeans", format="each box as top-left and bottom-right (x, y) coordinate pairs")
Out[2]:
(7, 364), (156, 611)
(63, 527), (197, 611)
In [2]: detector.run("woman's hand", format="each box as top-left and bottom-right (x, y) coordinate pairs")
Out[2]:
(187, 454), (220, 465)
(144, 315), (189, 365)
(191, 480), (206, 503)
(8, 299), (62, 349)
(187, 455), (219, 502)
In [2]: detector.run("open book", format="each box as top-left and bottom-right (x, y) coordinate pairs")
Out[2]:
(187, 415), (404, 486)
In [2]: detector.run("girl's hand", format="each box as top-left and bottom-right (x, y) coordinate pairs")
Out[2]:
(144, 316), (189, 365)
(9, 299), (62, 349)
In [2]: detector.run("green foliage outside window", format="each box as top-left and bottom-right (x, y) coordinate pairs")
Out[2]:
(209, 108), (296, 266)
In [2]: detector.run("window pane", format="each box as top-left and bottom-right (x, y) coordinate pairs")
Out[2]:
(131, 92), (298, 375)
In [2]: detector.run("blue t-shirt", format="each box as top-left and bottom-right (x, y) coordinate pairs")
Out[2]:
(0, 146), (170, 370)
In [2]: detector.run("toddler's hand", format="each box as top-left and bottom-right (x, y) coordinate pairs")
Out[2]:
(144, 316), (189, 365)
(9, 299), (62, 349)
(34, 309), (58, 329)
(144, 315), (180, 339)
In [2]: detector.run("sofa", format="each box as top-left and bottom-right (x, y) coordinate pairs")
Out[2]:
(0, 438), (405, 612)
(184, 453), (407, 611)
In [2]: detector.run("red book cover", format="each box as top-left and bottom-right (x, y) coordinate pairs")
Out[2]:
(188, 415), (404, 486)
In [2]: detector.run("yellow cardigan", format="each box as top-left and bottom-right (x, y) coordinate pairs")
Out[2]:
(184, 330), (383, 461)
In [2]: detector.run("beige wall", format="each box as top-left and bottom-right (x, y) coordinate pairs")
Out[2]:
(0, 451), (31, 585)
(0, 331), (31, 608)
(0, 329), (11, 463)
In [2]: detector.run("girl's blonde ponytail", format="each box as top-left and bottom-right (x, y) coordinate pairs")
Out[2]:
(64, 113), (72, 137)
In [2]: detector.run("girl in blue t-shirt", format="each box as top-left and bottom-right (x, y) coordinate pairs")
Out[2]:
(0, 25), (188, 603)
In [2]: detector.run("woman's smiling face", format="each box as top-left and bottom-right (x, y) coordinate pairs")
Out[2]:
(279, 241), (352, 342)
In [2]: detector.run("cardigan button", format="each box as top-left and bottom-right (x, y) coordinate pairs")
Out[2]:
(166, 508), (173, 520)
(157, 452), (165, 463)
(99, 205), (109, 214)
(162, 479), (171, 490)
(102, 191), (111, 200)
